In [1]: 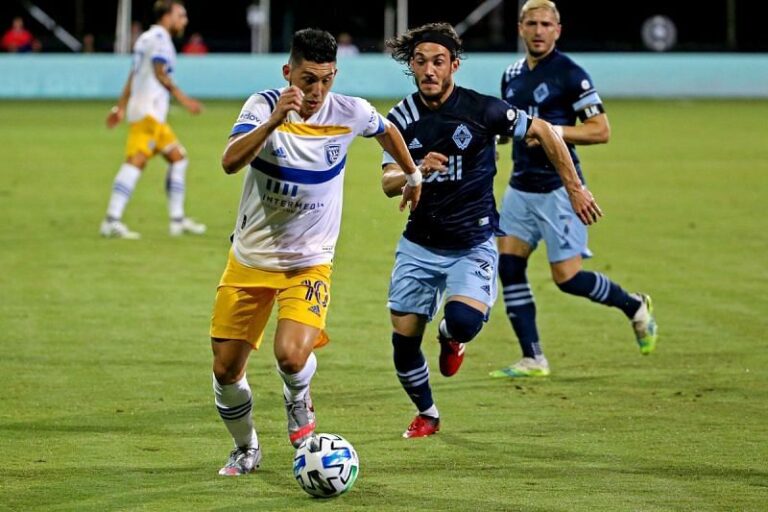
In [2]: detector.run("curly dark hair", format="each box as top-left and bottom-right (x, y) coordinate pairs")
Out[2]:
(385, 22), (464, 67)
(290, 28), (337, 64)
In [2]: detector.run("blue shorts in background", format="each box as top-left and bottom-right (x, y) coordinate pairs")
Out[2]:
(499, 185), (592, 263)
(387, 236), (498, 321)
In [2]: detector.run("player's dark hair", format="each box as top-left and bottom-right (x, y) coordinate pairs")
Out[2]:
(290, 28), (337, 64)
(153, 0), (184, 22)
(386, 22), (464, 67)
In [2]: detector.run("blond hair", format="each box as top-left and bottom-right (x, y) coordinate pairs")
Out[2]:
(519, 0), (561, 23)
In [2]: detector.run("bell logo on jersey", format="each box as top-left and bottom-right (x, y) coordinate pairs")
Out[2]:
(452, 124), (472, 150)
(425, 155), (463, 183)
(324, 143), (341, 166)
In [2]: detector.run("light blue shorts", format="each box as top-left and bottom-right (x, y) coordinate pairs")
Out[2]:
(499, 185), (592, 263)
(387, 236), (498, 321)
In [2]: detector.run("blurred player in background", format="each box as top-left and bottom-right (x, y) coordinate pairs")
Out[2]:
(381, 22), (601, 438)
(209, 28), (422, 475)
(492, 0), (658, 378)
(100, 0), (205, 239)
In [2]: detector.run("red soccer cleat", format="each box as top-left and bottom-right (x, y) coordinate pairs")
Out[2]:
(438, 337), (466, 377)
(402, 414), (440, 438)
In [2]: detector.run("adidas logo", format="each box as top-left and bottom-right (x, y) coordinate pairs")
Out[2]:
(481, 285), (491, 295)
(272, 147), (287, 158)
(308, 305), (321, 316)
(407, 138), (423, 149)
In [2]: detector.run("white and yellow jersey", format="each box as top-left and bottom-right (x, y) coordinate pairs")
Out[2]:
(126, 25), (176, 123)
(228, 89), (386, 271)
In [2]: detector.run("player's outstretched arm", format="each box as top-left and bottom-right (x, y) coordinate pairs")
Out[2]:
(375, 120), (422, 211)
(106, 72), (132, 129)
(152, 61), (203, 115)
(221, 87), (303, 174)
(545, 113), (610, 146)
(528, 117), (602, 225)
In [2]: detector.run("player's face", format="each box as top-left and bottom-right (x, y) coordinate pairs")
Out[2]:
(519, 8), (561, 58)
(284, 60), (337, 117)
(167, 4), (189, 38)
(410, 43), (459, 102)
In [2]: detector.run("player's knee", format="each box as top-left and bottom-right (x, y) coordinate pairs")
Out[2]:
(498, 254), (528, 284)
(212, 358), (245, 385)
(556, 272), (589, 296)
(443, 301), (485, 343)
(275, 354), (305, 375)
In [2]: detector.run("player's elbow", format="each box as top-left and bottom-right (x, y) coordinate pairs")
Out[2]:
(221, 154), (241, 174)
(382, 185), (401, 198)
(595, 124), (611, 144)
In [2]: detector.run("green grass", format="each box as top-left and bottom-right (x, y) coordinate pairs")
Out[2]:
(1, 99), (766, 511)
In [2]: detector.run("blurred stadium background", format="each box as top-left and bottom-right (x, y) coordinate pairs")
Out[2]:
(1, 1), (766, 510)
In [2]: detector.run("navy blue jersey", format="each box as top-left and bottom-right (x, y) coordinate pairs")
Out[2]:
(501, 49), (604, 193)
(383, 86), (530, 250)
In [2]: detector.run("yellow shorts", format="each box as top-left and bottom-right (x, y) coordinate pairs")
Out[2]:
(125, 116), (178, 158)
(210, 251), (333, 349)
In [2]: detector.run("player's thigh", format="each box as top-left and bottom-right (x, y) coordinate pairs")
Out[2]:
(537, 187), (591, 264)
(445, 237), (498, 313)
(210, 285), (276, 350)
(387, 237), (446, 322)
(498, 185), (541, 250)
(125, 116), (161, 159)
(275, 264), (333, 331)
(210, 251), (279, 349)
(497, 234), (533, 258)
(157, 123), (183, 159)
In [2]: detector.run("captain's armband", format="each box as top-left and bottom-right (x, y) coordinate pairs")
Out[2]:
(577, 103), (605, 122)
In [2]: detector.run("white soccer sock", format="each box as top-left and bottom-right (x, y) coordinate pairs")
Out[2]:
(419, 404), (439, 418)
(166, 158), (188, 221)
(631, 294), (649, 323)
(438, 318), (451, 338)
(277, 352), (317, 402)
(213, 373), (258, 449)
(106, 163), (141, 220)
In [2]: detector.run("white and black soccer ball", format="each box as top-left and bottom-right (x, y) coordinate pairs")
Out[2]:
(293, 433), (359, 498)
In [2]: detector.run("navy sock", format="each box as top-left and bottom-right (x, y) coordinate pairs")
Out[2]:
(440, 301), (485, 343)
(557, 271), (641, 318)
(498, 254), (541, 358)
(392, 332), (433, 413)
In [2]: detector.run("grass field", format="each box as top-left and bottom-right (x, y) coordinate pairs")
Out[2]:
(1, 99), (766, 511)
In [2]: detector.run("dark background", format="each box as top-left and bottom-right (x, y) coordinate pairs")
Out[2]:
(2, 0), (766, 53)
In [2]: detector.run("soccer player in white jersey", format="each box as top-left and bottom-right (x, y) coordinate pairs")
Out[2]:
(209, 28), (424, 476)
(100, 0), (205, 239)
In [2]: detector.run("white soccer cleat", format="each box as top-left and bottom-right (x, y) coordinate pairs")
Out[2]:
(169, 217), (207, 236)
(100, 220), (140, 240)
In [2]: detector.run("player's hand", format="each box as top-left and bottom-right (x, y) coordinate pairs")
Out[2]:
(569, 186), (603, 225)
(183, 97), (203, 115)
(106, 106), (123, 129)
(273, 86), (304, 121)
(420, 152), (448, 175)
(399, 183), (421, 212)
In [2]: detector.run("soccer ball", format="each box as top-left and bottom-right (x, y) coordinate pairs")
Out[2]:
(293, 433), (359, 498)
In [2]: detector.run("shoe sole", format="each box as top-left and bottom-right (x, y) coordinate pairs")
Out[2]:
(489, 369), (550, 378)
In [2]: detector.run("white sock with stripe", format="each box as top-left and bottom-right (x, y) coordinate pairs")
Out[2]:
(277, 352), (317, 402)
(166, 158), (188, 221)
(213, 373), (258, 449)
(106, 163), (141, 220)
